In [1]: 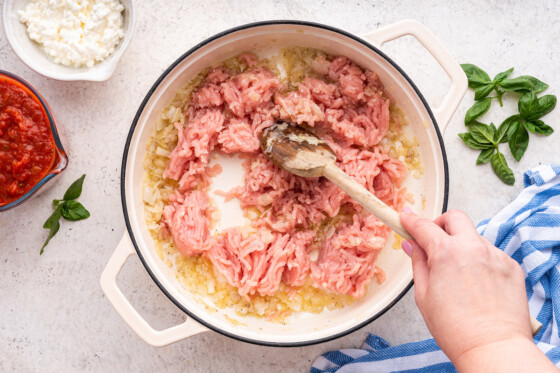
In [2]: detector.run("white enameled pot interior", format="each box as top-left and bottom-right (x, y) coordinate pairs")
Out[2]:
(124, 23), (446, 344)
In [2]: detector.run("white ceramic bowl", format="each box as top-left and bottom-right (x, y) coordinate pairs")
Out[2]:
(101, 20), (467, 347)
(2, 0), (135, 81)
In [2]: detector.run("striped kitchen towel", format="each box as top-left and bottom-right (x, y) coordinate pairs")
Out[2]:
(311, 164), (560, 373)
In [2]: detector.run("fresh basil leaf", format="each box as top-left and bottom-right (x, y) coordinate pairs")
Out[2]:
(474, 84), (495, 100)
(61, 200), (91, 221)
(531, 120), (554, 136)
(63, 174), (86, 201)
(458, 133), (494, 150)
(524, 121), (537, 133)
(499, 75), (548, 93)
(496, 117), (514, 143)
(487, 122), (496, 140)
(508, 121), (530, 161)
(500, 76), (535, 92)
(493, 68), (514, 83)
(40, 220), (60, 255)
(491, 152), (515, 185)
(461, 64), (491, 88)
(469, 122), (496, 145)
(465, 98), (492, 124)
(43, 205), (62, 229)
(520, 75), (549, 93)
(518, 92), (539, 119)
(527, 95), (557, 121)
(504, 115), (521, 140)
(477, 148), (495, 165)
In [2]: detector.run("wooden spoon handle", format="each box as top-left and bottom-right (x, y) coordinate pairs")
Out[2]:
(323, 163), (412, 241)
(530, 316), (542, 336)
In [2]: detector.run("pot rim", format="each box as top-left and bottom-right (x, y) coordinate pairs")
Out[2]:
(120, 19), (449, 347)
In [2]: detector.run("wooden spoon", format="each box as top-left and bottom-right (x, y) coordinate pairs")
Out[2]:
(260, 122), (542, 337)
(260, 122), (412, 241)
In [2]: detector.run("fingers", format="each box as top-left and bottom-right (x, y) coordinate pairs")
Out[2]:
(410, 241), (429, 300)
(433, 209), (477, 236)
(400, 212), (447, 257)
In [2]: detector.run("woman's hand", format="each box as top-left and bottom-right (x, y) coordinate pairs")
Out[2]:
(400, 209), (557, 372)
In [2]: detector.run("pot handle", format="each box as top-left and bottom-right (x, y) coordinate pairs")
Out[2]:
(100, 234), (209, 347)
(361, 19), (467, 133)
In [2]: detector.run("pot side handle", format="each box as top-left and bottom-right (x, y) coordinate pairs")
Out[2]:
(100, 233), (209, 347)
(361, 19), (467, 133)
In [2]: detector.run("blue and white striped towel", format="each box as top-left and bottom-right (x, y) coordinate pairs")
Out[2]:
(311, 164), (560, 372)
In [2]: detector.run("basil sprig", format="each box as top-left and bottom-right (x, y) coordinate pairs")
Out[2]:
(459, 121), (514, 185)
(41, 175), (90, 254)
(462, 64), (548, 109)
(459, 64), (556, 185)
(499, 92), (557, 161)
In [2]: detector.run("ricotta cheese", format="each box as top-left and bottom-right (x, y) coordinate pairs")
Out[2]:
(18, 0), (125, 68)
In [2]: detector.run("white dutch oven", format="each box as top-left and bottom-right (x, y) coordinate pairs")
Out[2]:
(101, 20), (467, 347)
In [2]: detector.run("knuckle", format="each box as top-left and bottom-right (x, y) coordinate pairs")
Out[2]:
(475, 242), (489, 255)
(470, 237), (490, 254)
(432, 236), (450, 252)
(476, 247), (492, 263)
(510, 259), (525, 277)
(495, 251), (524, 278)
(495, 249), (508, 262)
(481, 237), (494, 247)
(445, 208), (465, 220)
(432, 235), (445, 247)
(412, 217), (431, 232)
(429, 236), (448, 255)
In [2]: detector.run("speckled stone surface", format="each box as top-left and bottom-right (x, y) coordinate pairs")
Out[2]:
(1, 1), (559, 371)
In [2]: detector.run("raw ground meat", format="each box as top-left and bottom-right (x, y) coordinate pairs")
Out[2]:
(161, 53), (408, 300)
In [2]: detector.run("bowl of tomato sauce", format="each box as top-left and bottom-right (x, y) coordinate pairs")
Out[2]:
(0, 70), (68, 211)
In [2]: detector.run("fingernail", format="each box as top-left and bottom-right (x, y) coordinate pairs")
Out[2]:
(402, 240), (413, 257)
(402, 206), (413, 213)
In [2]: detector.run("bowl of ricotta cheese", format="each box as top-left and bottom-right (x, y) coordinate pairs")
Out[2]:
(2, 0), (135, 81)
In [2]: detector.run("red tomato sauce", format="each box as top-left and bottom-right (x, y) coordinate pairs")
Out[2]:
(0, 75), (56, 206)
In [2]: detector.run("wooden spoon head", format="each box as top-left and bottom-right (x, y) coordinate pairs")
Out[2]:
(260, 122), (337, 178)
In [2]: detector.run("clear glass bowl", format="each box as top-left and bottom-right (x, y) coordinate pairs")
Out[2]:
(0, 70), (68, 211)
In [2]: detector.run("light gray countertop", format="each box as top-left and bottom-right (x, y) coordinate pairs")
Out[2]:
(1, 1), (559, 371)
